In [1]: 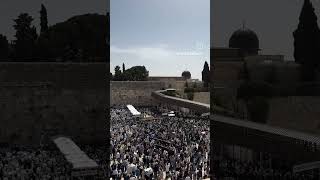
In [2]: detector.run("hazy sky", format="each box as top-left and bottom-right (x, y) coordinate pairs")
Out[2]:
(212, 0), (320, 60)
(111, 0), (210, 80)
(0, 0), (108, 41)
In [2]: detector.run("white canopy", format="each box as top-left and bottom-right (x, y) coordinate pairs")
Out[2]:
(201, 113), (210, 117)
(127, 104), (141, 116)
(53, 136), (98, 170)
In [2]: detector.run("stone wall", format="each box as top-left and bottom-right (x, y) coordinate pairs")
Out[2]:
(148, 76), (186, 90)
(247, 61), (300, 86)
(148, 76), (185, 81)
(193, 92), (210, 104)
(267, 96), (320, 135)
(212, 61), (243, 86)
(0, 63), (107, 90)
(0, 63), (108, 146)
(110, 81), (165, 106)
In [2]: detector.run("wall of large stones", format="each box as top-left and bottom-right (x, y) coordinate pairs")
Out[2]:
(248, 62), (300, 85)
(212, 61), (243, 86)
(110, 81), (165, 106)
(267, 96), (320, 135)
(193, 92), (210, 104)
(0, 63), (107, 90)
(0, 63), (108, 146)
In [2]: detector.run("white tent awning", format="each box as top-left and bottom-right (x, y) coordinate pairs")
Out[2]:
(127, 104), (141, 116)
(53, 136), (99, 170)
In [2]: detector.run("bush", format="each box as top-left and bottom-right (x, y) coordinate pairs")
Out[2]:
(247, 96), (269, 123)
(212, 96), (223, 107)
(237, 81), (273, 100)
(184, 87), (194, 93)
(187, 92), (194, 100)
(163, 90), (178, 97)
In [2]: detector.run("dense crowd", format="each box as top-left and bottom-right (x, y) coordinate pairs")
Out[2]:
(0, 146), (72, 180)
(3, 104), (316, 180)
(212, 154), (318, 180)
(110, 105), (210, 180)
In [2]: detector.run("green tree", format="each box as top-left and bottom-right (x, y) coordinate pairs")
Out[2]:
(265, 65), (277, 84)
(187, 92), (194, 100)
(40, 4), (48, 34)
(37, 4), (50, 61)
(37, 14), (108, 62)
(241, 61), (250, 81)
(237, 81), (273, 101)
(202, 61), (210, 87)
(293, 0), (320, 81)
(122, 63), (126, 72)
(0, 34), (9, 60)
(193, 83), (197, 89)
(62, 45), (76, 62)
(75, 48), (84, 61)
(110, 72), (113, 81)
(114, 66), (122, 81)
(13, 13), (38, 60)
(247, 96), (269, 123)
(124, 66), (149, 81)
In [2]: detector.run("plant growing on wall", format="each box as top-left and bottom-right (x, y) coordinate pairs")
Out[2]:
(187, 92), (194, 100)
(247, 96), (269, 123)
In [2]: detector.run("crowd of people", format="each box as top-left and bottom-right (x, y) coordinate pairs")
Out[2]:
(0, 146), (72, 180)
(212, 154), (318, 180)
(3, 103), (317, 180)
(110, 105), (210, 180)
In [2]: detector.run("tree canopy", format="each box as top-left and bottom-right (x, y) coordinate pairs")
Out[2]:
(293, 0), (320, 81)
(38, 13), (108, 62)
(0, 4), (109, 62)
(202, 61), (210, 88)
(0, 34), (9, 59)
(112, 64), (149, 81)
(113, 66), (122, 81)
(123, 66), (149, 81)
(40, 4), (48, 34)
(13, 13), (38, 60)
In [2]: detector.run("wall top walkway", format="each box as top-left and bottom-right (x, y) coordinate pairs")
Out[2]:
(152, 90), (210, 113)
(213, 114), (320, 145)
(153, 89), (320, 147)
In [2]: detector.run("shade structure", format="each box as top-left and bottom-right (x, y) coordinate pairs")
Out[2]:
(53, 136), (98, 170)
(127, 104), (141, 116)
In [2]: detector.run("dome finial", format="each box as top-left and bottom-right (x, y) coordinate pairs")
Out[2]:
(242, 20), (246, 30)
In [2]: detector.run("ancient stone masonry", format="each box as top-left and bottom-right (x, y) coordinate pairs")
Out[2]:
(110, 81), (165, 106)
(0, 63), (108, 146)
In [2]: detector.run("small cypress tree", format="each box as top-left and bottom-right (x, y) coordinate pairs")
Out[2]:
(122, 63), (126, 72)
(13, 13), (38, 60)
(114, 66), (122, 81)
(202, 61), (210, 88)
(40, 4), (49, 34)
(293, 0), (320, 81)
(0, 34), (9, 60)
